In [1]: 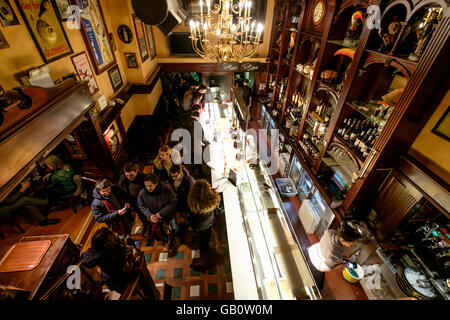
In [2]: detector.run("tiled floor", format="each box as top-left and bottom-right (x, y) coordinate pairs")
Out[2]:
(132, 215), (235, 300)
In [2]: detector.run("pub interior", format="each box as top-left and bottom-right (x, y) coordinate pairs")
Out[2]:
(0, 0), (449, 302)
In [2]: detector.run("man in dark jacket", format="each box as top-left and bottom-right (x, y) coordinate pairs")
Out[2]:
(137, 173), (178, 243)
(169, 165), (195, 214)
(119, 163), (149, 233)
(91, 179), (135, 243)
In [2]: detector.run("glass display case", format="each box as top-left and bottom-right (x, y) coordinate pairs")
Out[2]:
(238, 160), (320, 300)
(204, 92), (320, 300)
(289, 155), (303, 187)
(310, 190), (336, 238)
(260, 104), (268, 128)
(297, 170), (315, 200)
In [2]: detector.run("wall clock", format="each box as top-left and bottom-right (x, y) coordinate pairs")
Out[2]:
(312, 0), (326, 26)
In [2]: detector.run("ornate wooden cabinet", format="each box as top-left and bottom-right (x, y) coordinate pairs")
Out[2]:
(261, 0), (450, 222)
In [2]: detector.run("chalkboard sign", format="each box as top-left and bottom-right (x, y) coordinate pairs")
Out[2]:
(220, 63), (239, 71)
(241, 62), (259, 72)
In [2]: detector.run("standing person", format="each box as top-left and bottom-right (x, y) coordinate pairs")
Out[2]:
(187, 180), (221, 267)
(82, 227), (135, 294)
(177, 76), (191, 105)
(153, 145), (181, 183)
(196, 84), (207, 109)
(239, 78), (253, 108)
(41, 155), (77, 205)
(137, 173), (179, 248)
(119, 162), (149, 234)
(182, 81), (200, 111)
(181, 111), (210, 178)
(0, 181), (60, 226)
(169, 164), (195, 218)
(307, 221), (364, 290)
(91, 179), (135, 244)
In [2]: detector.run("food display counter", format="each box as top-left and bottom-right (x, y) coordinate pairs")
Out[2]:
(203, 98), (320, 300)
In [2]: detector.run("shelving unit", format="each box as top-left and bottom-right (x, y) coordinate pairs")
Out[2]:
(256, 0), (450, 219)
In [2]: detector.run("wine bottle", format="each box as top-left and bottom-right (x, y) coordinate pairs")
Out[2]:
(343, 122), (354, 140)
(338, 118), (349, 136)
(349, 120), (362, 142)
(363, 139), (375, 158)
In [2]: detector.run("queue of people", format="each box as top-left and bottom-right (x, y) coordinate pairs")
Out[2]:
(82, 78), (227, 293)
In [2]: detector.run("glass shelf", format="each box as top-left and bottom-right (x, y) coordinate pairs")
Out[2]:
(346, 101), (390, 126)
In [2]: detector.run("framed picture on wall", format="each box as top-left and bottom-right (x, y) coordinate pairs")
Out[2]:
(71, 51), (99, 95)
(75, 0), (115, 74)
(431, 106), (450, 141)
(132, 14), (149, 63)
(53, 0), (71, 21)
(124, 52), (138, 68)
(14, 0), (73, 63)
(109, 32), (117, 51)
(144, 23), (156, 60)
(0, 0), (20, 26)
(108, 64), (123, 93)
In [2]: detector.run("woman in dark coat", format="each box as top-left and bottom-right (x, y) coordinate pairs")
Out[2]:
(187, 179), (220, 266)
(82, 227), (133, 293)
(91, 179), (135, 240)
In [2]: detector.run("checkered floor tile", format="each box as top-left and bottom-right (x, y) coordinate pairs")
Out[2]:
(132, 214), (234, 300)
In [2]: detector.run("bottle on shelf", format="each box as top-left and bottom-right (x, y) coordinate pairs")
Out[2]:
(337, 118), (349, 136)
(349, 119), (362, 143)
(343, 120), (355, 141)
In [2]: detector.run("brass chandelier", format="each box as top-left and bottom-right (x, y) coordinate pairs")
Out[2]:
(189, 0), (264, 63)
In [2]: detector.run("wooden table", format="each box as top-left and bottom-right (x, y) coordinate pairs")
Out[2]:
(0, 234), (102, 300)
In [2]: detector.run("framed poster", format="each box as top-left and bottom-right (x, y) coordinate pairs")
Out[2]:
(124, 52), (138, 68)
(144, 23), (156, 60)
(108, 64), (123, 93)
(0, 0), (20, 26)
(53, 0), (70, 21)
(431, 106), (450, 141)
(132, 14), (148, 63)
(0, 29), (9, 49)
(71, 51), (99, 95)
(14, 0), (73, 63)
(75, 0), (115, 74)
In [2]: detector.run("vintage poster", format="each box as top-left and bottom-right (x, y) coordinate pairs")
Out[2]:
(132, 14), (148, 63)
(77, 0), (114, 74)
(14, 0), (73, 63)
(144, 23), (156, 60)
(71, 51), (99, 95)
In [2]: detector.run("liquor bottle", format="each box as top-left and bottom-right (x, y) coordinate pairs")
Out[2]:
(354, 127), (373, 149)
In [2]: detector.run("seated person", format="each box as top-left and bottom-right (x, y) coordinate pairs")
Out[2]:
(307, 221), (364, 290)
(0, 181), (60, 226)
(169, 164), (195, 225)
(91, 179), (135, 242)
(153, 145), (181, 183)
(119, 162), (149, 232)
(82, 227), (138, 294)
(137, 173), (178, 246)
(187, 179), (220, 266)
(42, 155), (76, 204)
